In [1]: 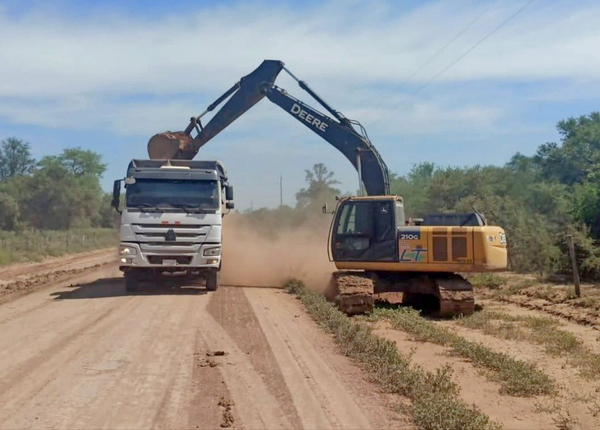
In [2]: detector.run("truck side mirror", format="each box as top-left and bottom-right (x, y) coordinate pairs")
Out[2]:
(226, 201), (235, 210)
(112, 180), (122, 213)
(225, 185), (234, 201)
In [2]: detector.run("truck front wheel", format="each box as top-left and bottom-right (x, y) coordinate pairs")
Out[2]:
(124, 271), (139, 292)
(206, 270), (219, 292)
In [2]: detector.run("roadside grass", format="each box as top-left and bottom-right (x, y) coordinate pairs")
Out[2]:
(492, 278), (538, 297)
(468, 273), (506, 290)
(0, 249), (15, 265)
(370, 307), (555, 397)
(284, 279), (500, 430)
(0, 229), (117, 266)
(457, 310), (600, 379)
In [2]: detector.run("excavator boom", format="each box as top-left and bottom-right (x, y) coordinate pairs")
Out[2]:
(147, 60), (390, 196)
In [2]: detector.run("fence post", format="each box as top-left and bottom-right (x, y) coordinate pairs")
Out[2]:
(566, 235), (581, 297)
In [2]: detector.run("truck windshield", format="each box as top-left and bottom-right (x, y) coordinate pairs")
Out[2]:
(126, 179), (219, 211)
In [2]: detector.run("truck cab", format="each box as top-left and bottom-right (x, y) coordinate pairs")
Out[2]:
(112, 159), (234, 292)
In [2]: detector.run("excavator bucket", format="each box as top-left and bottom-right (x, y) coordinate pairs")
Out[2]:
(147, 131), (197, 160)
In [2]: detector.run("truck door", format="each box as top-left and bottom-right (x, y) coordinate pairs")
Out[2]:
(332, 200), (397, 262)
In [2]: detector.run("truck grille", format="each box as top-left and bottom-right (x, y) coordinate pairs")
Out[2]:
(132, 223), (211, 244)
(147, 255), (193, 265)
(136, 223), (205, 229)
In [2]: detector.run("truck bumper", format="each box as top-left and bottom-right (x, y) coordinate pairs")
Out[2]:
(118, 242), (221, 272)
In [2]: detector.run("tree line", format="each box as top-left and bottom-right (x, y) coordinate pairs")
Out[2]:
(389, 112), (600, 277)
(3, 111), (600, 277)
(0, 138), (116, 230)
(240, 112), (600, 278)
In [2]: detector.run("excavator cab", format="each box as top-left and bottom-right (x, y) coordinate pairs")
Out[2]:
(331, 196), (403, 263)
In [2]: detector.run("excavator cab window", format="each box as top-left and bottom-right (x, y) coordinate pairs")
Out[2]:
(332, 200), (397, 262)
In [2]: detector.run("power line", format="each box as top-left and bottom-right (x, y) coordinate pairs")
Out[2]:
(366, 2), (493, 121)
(408, 0), (535, 98)
(370, 0), (535, 127)
(402, 3), (494, 87)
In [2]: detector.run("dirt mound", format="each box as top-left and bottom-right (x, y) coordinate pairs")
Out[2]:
(0, 263), (110, 299)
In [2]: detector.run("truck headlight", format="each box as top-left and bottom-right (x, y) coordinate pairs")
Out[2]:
(119, 245), (137, 255)
(203, 247), (221, 257)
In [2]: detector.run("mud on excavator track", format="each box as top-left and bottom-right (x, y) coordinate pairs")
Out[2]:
(328, 271), (475, 317)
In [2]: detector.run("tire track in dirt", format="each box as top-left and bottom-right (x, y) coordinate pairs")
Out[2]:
(186, 330), (239, 430)
(207, 286), (303, 429)
(0, 257), (406, 429)
(245, 287), (372, 429)
(0, 295), (141, 425)
(0, 277), (213, 429)
(205, 286), (408, 429)
(0, 268), (122, 365)
(197, 298), (293, 429)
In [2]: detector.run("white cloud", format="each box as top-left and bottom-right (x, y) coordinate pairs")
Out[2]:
(1, 0), (600, 99)
(0, 0), (596, 209)
(0, 0), (597, 136)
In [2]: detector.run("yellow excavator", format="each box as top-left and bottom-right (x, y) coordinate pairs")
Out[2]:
(147, 60), (508, 316)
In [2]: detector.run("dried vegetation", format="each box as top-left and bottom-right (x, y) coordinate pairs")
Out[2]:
(370, 307), (555, 397)
(457, 309), (600, 378)
(284, 279), (500, 430)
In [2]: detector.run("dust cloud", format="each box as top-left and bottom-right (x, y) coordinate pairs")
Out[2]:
(220, 214), (335, 291)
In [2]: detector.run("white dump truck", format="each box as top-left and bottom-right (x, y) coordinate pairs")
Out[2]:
(111, 159), (234, 292)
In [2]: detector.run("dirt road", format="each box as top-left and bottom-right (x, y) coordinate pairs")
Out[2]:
(0, 256), (405, 429)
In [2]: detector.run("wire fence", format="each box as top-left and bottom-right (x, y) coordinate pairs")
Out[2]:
(0, 229), (118, 264)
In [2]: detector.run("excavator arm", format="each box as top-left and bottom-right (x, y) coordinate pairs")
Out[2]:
(148, 60), (390, 196)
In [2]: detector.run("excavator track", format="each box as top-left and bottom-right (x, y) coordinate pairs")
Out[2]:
(433, 275), (475, 317)
(328, 271), (474, 317)
(328, 272), (374, 315)
(398, 274), (475, 317)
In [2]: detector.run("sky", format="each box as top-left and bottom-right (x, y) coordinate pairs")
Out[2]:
(1, 0), (600, 210)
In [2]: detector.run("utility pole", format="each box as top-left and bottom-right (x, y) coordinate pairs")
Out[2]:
(279, 173), (283, 208)
(566, 235), (581, 297)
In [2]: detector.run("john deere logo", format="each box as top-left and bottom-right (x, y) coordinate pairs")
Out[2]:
(165, 228), (177, 242)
